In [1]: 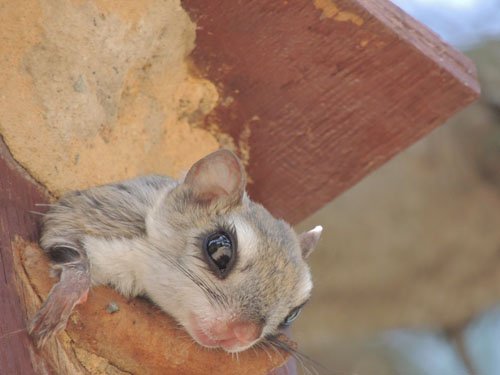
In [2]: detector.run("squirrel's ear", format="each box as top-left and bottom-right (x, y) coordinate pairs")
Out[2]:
(298, 226), (323, 259)
(184, 149), (246, 207)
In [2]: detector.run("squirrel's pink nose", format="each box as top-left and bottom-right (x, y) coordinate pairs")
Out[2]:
(231, 321), (261, 344)
(210, 320), (262, 345)
(189, 313), (263, 351)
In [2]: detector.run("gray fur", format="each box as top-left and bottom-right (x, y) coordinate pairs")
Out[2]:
(41, 175), (175, 248)
(31, 150), (321, 352)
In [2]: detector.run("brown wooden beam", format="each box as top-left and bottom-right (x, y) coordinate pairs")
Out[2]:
(182, 0), (480, 224)
(0, 140), (49, 374)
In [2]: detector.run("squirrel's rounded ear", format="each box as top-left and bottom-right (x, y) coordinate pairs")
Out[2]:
(298, 226), (323, 259)
(184, 149), (246, 207)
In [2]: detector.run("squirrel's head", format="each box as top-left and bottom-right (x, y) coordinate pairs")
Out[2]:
(147, 150), (322, 353)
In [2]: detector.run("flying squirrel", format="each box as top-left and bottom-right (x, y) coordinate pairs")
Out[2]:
(29, 149), (322, 353)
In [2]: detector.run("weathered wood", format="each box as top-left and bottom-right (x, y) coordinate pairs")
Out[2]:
(182, 0), (480, 224)
(0, 140), (49, 374)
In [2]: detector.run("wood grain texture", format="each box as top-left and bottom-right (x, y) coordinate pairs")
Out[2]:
(182, 0), (480, 224)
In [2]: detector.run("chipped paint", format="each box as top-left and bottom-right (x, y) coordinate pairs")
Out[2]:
(313, 0), (364, 26)
(205, 122), (249, 166)
(238, 120), (253, 169)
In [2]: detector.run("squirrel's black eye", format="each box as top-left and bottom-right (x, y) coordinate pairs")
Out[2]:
(204, 231), (235, 278)
(281, 307), (302, 327)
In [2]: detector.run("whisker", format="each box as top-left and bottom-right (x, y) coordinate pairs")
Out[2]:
(0, 328), (27, 340)
(28, 211), (46, 216)
(155, 250), (228, 309)
(256, 341), (273, 362)
(177, 262), (226, 307)
(261, 339), (294, 375)
(185, 259), (229, 304)
(186, 244), (231, 308)
(264, 335), (334, 375)
(189, 254), (206, 263)
(180, 261), (229, 308)
(265, 340), (285, 362)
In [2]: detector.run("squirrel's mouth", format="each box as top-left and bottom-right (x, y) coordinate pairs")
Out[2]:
(187, 313), (262, 353)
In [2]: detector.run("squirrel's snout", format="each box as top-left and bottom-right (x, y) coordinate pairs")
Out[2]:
(209, 319), (262, 352)
(212, 319), (261, 343)
(231, 320), (261, 343)
(189, 314), (262, 352)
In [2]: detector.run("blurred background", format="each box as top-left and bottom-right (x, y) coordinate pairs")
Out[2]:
(294, 1), (500, 374)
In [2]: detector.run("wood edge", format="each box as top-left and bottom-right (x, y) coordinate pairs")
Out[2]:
(357, 0), (481, 97)
(0, 135), (53, 202)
